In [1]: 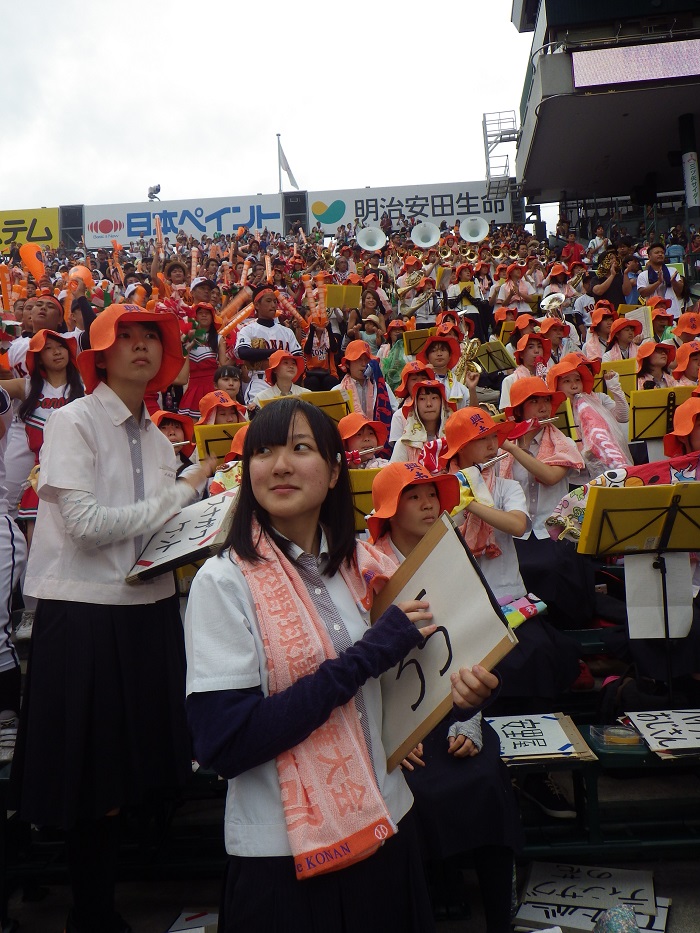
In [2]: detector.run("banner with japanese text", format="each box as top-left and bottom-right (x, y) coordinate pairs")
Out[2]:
(0, 207), (60, 250)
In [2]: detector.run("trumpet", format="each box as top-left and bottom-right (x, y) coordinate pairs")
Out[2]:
(439, 245), (452, 261)
(509, 249), (519, 261)
(355, 261), (366, 276)
(491, 247), (505, 262)
(569, 267), (585, 289)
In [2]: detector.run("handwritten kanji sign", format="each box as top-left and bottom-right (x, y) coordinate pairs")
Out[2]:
(523, 862), (656, 916)
(626, 709), (700, 753)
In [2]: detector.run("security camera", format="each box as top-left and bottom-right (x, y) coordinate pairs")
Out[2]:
(148, 185), (161, 201)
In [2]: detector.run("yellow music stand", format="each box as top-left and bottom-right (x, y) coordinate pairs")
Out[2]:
(577, 482), (700, 699)
(403, 327), (436, 358)
(349, 468), (380, 532)
(194, 422), (247, 465)
(259, 389), (352, 424)
(592, 358), (637, 403)
(628, 386), (694, 442)
(475, 340), (516, 374)
(498, 320), (516, 346)
(325, 284), (362, 309)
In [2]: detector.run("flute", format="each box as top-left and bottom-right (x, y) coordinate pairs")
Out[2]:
(478, 452), (509, 469)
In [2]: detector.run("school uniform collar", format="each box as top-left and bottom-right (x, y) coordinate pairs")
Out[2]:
(277, 526), (330, 569)
(92, 381), (151, 430)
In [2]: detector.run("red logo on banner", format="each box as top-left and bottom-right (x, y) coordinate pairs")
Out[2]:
(88, 219), (125, 234)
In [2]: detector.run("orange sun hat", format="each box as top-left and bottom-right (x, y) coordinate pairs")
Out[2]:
(547, 357), (595, 394)
(264, 349), (305, 385)
(366, 462), (460, 543)
(440, 406), (516, 466)
(636, 341), (676, 372)
(514, 332), (552, 364)
(25, 329), (78, 376)
(150, 409), (196, 457)
(416, 333), (461, 370)
(607, 316), (643, 344)
(337, 412), (388, 447)
(197, 390), (247, 425)
(673, 340), (700, 378)
(663, 397), (700, 456)
(78, 303), (184, 394)
(506, 376), (565, 419)
(394, 360), (436, 398)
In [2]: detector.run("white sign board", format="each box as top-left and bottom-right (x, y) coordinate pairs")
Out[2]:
(370, 512), (516, 771)
(84, 193), (283, 247)
(485, 714), (574, 759)
(523, 863), (656, 916)
(626, 708), (700, 753)
(310, 179), (511, 231)
(126, 490), (237, 583)
(515, 897), (669, 932)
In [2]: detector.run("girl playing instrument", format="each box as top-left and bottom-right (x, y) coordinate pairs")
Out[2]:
(11, 304), (216, 933)
(184, 398), (496, 932)
(499, 333), (551, 409)
(338, 412), (389, 469)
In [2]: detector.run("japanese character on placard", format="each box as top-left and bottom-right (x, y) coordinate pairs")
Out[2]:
(456, 192), (481, 216)
(404, 196), (430, 219)
(431, 194), (455, 218)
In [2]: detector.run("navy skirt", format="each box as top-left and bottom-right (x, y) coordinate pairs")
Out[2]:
(217, 812), (434, 933)
(403, 717), (523, 860)
(10, 595), (192, 830)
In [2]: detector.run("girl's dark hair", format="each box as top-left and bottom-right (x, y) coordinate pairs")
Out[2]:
(361, 288), (382, 312)
(213, 364), (244, 404)
(19, 335), (84, 423)
(221, 398), (356, 575)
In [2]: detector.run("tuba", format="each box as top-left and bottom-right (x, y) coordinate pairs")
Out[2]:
(454, 338), (483, 382)
(356, 226), (387, 253)
(540, 292), (567, 320)
(410, 222), (441, 250)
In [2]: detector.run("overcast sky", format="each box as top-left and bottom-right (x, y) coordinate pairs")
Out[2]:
(2, 1), (553, 223)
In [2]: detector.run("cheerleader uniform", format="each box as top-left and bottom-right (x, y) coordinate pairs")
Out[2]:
(17, 379), (71, 522)
(179, 342), (219, 419)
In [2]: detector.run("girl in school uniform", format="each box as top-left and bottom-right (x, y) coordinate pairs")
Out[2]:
(537, 317), (578, 365)
(499, 333), (551, 410)
(390, 380), (454, 466)
(0, 330), (84, 544)
(548, 356), (632, 476)
(213, 364), (246, 407)
(10, 304), (215, 933)
(255, 350), (307, 407)
(583, 302), (617, 361)
(500, 377), (593, 629)
(636, 341), (676, 389)
(184, 398), (497, 933)
(368, 463), (522, 933)
(388, 360), (435, 449)
(179, 302), (227, 418)
(602, 317), (642, 363)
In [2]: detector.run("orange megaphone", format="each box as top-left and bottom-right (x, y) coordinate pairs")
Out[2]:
(68, 265), (94, 288)
(237, 226), (247, 238)
(19, 244), (46, 282)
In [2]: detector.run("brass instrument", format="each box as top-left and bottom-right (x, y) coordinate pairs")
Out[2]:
(355, 261), (366, 276)
(454, 337), (483, 383)
(509, 249), (519, 260)
(491, 247), (505, 262)
(569, 267), (585, 289)
(411, 249), (424, 259)
(396, 271), (423, 297)
(439, 245), (452, 261)
(539, 292), (567, 321)
(408, 288), (435, 313)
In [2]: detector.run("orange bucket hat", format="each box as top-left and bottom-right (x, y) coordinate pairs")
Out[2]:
(366, 462), (460, 543)
(78, 304), (184, 394)
(673, 311), (700, 337)
(197, 389), (247, 425)
(494, 306), (518, 323)
(512, 313), (538, 333)
(547, 358), (594, 394)
(506, 376), (565, 419)
(225, 422), (249, 461)
(537, 317), (571, 337)
(25, 329), (78, 376)
(636, 341), (676, 372)
(264, 349), (305, 385)
(561, 350), (602, 376)
(548, 263), (567, 278)
(341, 339), (373, 365)
(607, 316), (643, 344)
(337, 412), (388, 447)
(589, 304), (618, 331)
(416, 333), (461, 370)
(394, 360), (435, 398)
(663, 397), (700, 456)
(404, 378), (456, 413)
(440, 406), (516, 466)
(673, 340), (700, 378)
(150, 409), (195, 457)
(647, 296), (673, 314)
(514, 332), (551, 364)
(191, 301), (221, 331)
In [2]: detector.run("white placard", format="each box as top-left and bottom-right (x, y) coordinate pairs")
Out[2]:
(126, 490), (237, 583)
(371, 513), (517, 770)
(485, 714), (574, 759)
(523, 862), (656, 916)
(515, 896), (669, 932)
(624, 553), (693, 639)
(626, 709), (700, 753)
